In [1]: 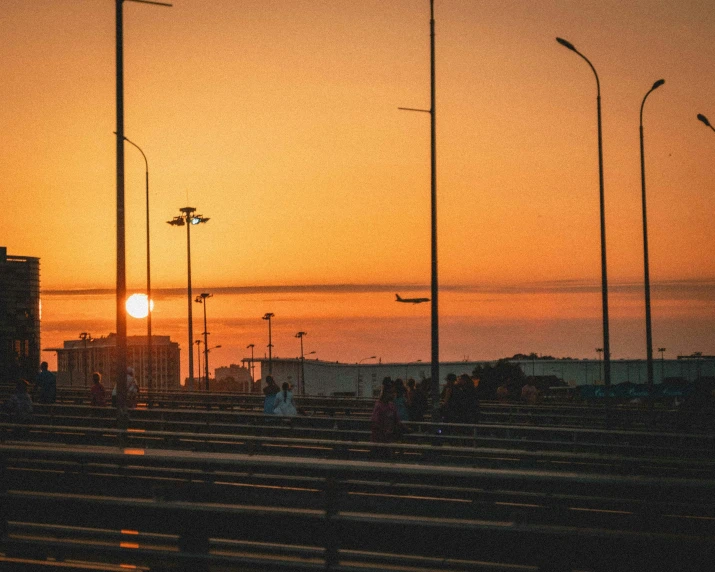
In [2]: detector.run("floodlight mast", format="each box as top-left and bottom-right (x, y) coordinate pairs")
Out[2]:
(167, 206), (209, 389)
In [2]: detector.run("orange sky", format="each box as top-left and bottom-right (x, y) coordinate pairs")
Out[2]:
(2, 1), (714, 371)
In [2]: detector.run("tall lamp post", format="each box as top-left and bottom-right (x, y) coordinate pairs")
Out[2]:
(79, 332), (92, 387)
(114, 0), (171, 416)
(639, 79), (665, 393)
(405, 359), (422, 379)
(596, 348), (603, 383)
(295, 331), (307, 395)
(246, 344), (255, 385)
(658, 347), (666, 383)
(195, 339), (202, 388)
(399, 0), (439, 418)
(206, 345), (221, 385)
(167, 207), (209, 390)
(556, 37), (611, 389)
(357, 356), (377, 398)
(263, 313), (275, 375)
(195, 293), (213, 391)
(120, 134), (154, 396)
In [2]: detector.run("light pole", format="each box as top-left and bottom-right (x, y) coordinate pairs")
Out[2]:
(121, 134), (154, 396)
(357, 356), (377, 398)
(115, 0), (171, 418)
(658, 347), (666, 383)
(167, 207), (209, 390)
(195, 293), (213, 391)
(247, 343), (255, 385)
(79, 332), (92, 387)
(596, 348), (603, 383)
(295, 331), (307, 395)
(405, 359), (422, 379)
(195, 339), (202, 388)
(399, 0), (439, 418)
(262, 313), (275, 375)
(206, 345), (221, 385)
(639, 79), (665, 393)
(556, 37), (611, 389)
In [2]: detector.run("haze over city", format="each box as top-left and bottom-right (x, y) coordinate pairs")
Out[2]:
(2, 0), (714, 380)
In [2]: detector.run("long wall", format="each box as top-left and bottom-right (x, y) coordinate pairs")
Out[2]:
(258, 357), (715, 397)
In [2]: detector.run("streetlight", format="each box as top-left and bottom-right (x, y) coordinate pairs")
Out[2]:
(195, 293), (213, 391)
(596, 348), (603, 384)
(262, 313), (275, 375)
(120, 134), (154, 396)
(195, 339), (202, 388)
(556, 36), (611, 388)
(357, 356), (377, 398)
(205, 345), (221, 387)
(79, 332), (92, 387)
(115, 0), (171, 418)
(405, 359), (422, 379)
(697, 113), (715, 132)
(658, 347), (666, 383)
(246, 343), (255, 384)
(167, 207), (209, 390)
(639, 79), (665, 393)
(295, 331), (307, 395)
(399, 0), (439, 419)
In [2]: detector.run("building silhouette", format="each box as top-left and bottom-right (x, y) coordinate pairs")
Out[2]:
(0, 247), (40, 383)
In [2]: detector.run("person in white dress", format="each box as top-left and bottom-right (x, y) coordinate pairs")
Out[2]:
(272, 382), (297, 416)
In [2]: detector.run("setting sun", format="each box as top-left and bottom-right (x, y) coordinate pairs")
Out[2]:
(126, 294), (153, 319)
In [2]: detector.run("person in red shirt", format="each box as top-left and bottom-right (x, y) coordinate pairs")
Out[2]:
(90, 372), (106, 407)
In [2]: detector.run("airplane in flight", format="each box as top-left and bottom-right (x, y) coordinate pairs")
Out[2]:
(395, 293), (430, 304)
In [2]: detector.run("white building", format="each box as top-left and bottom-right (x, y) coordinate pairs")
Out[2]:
(253, 356), (715, 397)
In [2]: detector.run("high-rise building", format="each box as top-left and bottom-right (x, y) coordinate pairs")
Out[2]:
(45, 333), (181, 389)
(0, 247), (40, 383)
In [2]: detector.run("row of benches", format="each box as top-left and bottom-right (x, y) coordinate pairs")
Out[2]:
(3, 420), (714, 478)
(20, 403), (715, 458)
(2, 443), (714, 571)
(1, 383), (696, 430)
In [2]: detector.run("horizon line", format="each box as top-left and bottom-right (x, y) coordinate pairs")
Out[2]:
(43, 278), (715, 297)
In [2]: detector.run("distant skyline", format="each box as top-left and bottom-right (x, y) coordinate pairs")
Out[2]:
(2, 1), (713, 377)
(40, 278), (714, 382)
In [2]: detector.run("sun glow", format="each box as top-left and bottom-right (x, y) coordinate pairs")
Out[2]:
(126, 293), (154, 319)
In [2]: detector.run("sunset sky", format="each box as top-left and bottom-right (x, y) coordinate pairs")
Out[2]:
(2, 1), (714, 375)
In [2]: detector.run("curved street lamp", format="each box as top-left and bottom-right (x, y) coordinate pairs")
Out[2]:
(639, 79), (665, 393)
(168, 207), (209, 389)
(120, 134), (154, 396)
(556, 37), (611, 388)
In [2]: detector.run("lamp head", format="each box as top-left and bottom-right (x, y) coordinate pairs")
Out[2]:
(698, 113), (711, 127)
(167, 217), (185, 226)
(652, 79), (665, 90)
(556, 37), (576, 51)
